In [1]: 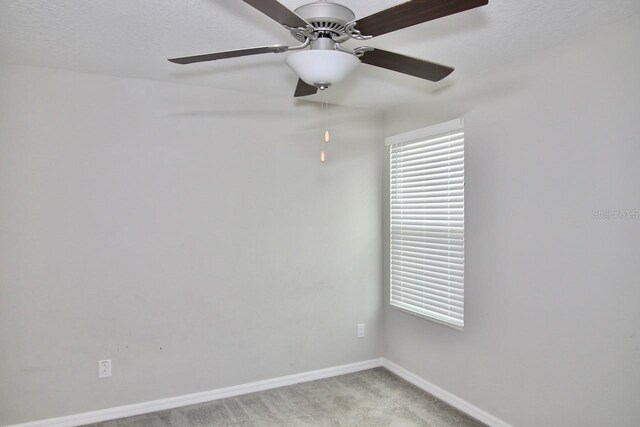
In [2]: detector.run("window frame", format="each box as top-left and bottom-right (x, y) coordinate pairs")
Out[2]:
(386, 118), (465, 330)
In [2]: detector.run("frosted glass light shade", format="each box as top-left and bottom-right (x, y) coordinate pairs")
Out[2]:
(285, 50), (359, 86)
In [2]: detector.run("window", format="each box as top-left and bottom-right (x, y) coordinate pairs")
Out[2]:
(387, 118), (464, 329)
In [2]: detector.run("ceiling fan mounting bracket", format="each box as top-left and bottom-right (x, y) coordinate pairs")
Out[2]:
(285, 38), (311, 52)
(284, 24), (316, 42)
(344, 22), (373, 41)
(352, 46), (374, 58)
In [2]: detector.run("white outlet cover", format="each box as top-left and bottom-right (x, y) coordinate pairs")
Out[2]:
(357, 324), (365, 338)
(98, 360), (112, 378)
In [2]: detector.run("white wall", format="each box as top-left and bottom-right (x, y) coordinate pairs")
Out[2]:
(3, 13), (640, 427)
(0, 65), (384, 424)
(382, 15), (640, 427)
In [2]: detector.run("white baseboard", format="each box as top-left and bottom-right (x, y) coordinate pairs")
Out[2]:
(7, 359), (383, 427)
(8, 358), (510, 427)
(381, 358), (512, 427)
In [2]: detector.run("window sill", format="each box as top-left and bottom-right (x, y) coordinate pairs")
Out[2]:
(389, 303), (464, 332)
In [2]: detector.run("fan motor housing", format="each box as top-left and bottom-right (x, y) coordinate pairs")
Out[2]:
(292, 2), (356, 42)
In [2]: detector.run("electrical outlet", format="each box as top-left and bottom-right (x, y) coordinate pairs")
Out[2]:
(357, 323), (365, 338)
(98, 360), (112, 378)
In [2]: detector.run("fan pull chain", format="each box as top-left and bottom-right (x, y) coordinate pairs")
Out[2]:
(324, 102), (330, 143)
(320, 101), (330, 163)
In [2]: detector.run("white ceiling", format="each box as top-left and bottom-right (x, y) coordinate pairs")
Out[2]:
(1, 0), (639, 110)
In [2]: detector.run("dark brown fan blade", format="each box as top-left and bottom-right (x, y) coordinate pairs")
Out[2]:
(353, 0), (488, 38)
(241, 0), (310, 28)
(168, 45), (288, 64)
(359, 48), (454, 82)
(294, 79), (318, 97)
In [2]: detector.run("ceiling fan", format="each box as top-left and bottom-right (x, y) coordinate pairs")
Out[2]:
(168, 0), (489, 97)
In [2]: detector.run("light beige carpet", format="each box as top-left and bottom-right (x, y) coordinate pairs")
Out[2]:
(85, 367), (485, 426)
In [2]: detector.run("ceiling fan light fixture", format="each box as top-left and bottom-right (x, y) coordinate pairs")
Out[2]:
(285, 50), (359, 88)
(169, 0), (489, 97)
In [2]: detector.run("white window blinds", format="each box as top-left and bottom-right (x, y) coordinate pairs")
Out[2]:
(388, 119), (464, 329)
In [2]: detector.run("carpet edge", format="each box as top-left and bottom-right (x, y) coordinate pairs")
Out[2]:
(5, 358), (384, 427)
(380, 358), (513, 427)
